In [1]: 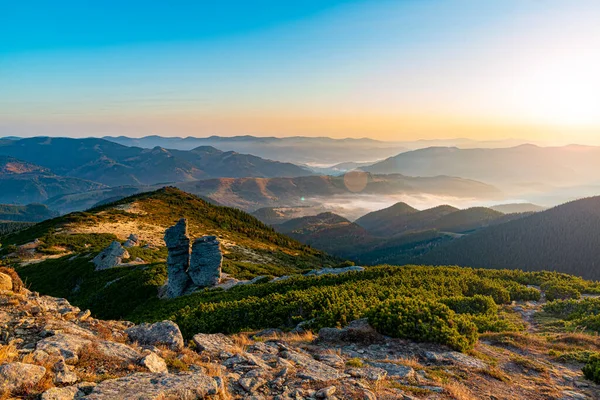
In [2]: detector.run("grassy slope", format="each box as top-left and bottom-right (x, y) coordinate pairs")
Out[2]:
(9, 188), (339, 320)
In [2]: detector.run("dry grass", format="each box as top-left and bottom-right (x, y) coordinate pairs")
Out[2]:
(481, 331), (545, 351)
(76, 343), (144, 382)
(477, 366), (511, 383)
(0, 267), (24, 292)
(230, 334), (253, 354)
(252, 330), (316, 344)
(0, 343), (19, 364)
(443, 381), (478, 400)
(510, 355), (549, 373)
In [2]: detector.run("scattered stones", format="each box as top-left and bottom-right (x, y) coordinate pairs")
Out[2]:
(189, 235), (222, 287)
(92, 241), (129, 270)
(164, 218), (193, 298)
(126, 320), (184, 351)
(0, 362), (46, 392)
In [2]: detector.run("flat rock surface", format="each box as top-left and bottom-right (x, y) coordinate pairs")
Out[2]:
(83, 372), (218, 399)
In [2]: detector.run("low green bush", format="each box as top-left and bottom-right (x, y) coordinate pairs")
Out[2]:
(543, 281), (581, 302)
(583, 353), (600, 383)
(440, 294), (497, 315)
(367, 297), (478, 352)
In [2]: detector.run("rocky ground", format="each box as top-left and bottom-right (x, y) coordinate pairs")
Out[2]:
(0, 269), (598, 399)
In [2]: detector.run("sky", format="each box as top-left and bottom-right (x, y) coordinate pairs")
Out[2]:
(1, 0), (600, 143)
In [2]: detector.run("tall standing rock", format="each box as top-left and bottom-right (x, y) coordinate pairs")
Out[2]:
(164, 219), (192, 298)
(189, 236), (222, 287)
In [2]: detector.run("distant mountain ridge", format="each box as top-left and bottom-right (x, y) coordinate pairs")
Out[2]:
(103, 135), (408, 165)
(0, 137), (312, 203)
(174, 173), (501, 214)
(0, 155), (107, 204)
(272, 202), (534, 261)
(363, 144), (600, 190)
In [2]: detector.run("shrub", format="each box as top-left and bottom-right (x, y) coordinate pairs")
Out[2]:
(583, 353), (600, 383)
(367, 297), (478, 352)
(439, 295), (497, 315)
(543, 281), (581, 302)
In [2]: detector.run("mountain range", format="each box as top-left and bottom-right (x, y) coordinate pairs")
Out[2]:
(363, 145), (600, 191)
(100, 135), (532, 166)
(274, 203), (531, 260)
(0, 155), (106, 204)
(0, 137), (314, 204)
(0, 137), (311, 185)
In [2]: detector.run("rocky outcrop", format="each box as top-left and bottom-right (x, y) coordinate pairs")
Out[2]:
(189, 236), (222, 287)
(163, 220), (224, 297)
(125, 320), (184, 351)
(92, 241), (129, 270)
(123, 234), (139, 248)
(164, 219), (192, 298)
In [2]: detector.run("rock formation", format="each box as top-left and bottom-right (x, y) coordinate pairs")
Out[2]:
(123, 233), (139, 248)
(189, 235), (222, 287)
(163, 219), (192, 298)
(92, 241), (129, 271)
(163, 220), (223, 297)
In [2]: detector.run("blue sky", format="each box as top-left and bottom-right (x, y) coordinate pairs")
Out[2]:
(1, 0), (599, 142)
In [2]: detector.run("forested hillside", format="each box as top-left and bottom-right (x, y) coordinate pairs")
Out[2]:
(0, 203), (58, 222)
(420, 196), (600, 279)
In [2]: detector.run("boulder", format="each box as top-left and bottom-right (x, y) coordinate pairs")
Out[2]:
(0, 272), (13, 291)
(281, 350), (348, 382)
(123, 234), (139, 248)
(0, 362), (46, 392)
(189, 236), (222, 287)
(92, 241), (129, 270)
(126, 320), (184, 351)
(36, 333), (92, 364)
(139, 352), (168, 373)
(96, 340), (142, 362)
(41, 386), (81, 400)
(164, 219), (192, 298)
(84, 372), (218, 399)
(192, 332), (235, 354)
